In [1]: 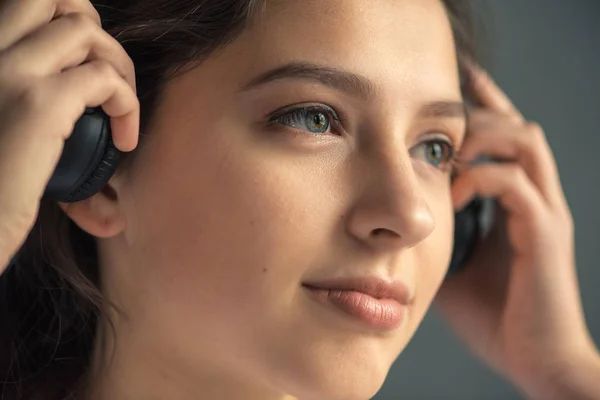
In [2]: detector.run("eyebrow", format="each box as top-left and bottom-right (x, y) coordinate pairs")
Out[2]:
(241, 61), (376, 100)
(242, 61), (466, 120)
(417, 101), (467, 119)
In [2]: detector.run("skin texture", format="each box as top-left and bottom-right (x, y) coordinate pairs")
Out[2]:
(67, 1), (464, 399)
(53, 0), (600, 400)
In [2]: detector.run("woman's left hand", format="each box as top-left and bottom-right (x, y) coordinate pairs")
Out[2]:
(435, 64), (600, 399)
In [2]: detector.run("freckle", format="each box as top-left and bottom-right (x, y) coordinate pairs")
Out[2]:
(249, 220), (255, 226)
(262, 268), (268, 273)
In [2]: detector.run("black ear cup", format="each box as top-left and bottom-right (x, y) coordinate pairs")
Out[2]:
(447, 196), (495, 277)
(447, 198), (483, 276)
(43, 108), (122, 203)
(446, 155), (498, 277)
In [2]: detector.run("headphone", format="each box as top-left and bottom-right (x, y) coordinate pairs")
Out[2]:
(41, 108), (489, 276)
(43, 108), (121, 203)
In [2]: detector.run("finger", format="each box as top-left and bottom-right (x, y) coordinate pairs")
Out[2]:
(458, 110), (566, 208)
(452, 164), (546, 224)
(466, 62), (524, 123)
(0, 0), (58, 51)
(0, 0), (100, 52)
(0, 60), (138, 224)
(49, 60), (140, 151)
(53, 0), (102, 26)
(0, 12), (136, 92)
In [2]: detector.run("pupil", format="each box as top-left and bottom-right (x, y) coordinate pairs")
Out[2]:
(313, 113), (325, 126)
(307, 112), (328, 132)
(429, 143), (443, 164)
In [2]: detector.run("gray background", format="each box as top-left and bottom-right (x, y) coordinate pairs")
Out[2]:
(375, 0), (600, 399)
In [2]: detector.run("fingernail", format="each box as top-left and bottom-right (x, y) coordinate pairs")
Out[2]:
(451, 187), (472, 211)
(453, 196), (470, 212)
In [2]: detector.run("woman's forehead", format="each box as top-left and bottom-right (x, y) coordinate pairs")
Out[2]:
(216, 0), (461, 97)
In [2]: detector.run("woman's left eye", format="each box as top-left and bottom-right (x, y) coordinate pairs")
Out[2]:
(411, 139), (456, 170)
(269, 105), (340, 134)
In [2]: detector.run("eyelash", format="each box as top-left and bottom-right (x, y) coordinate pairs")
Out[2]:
(411, 138), (459, 173)
(268, 104), (459, 172)
(268, 104), (343, 134)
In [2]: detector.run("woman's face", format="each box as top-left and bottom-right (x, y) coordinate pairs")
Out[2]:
(99, 0), (465, 398)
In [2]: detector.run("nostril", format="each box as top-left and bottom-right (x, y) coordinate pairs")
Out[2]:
(372, 228), (397, 237)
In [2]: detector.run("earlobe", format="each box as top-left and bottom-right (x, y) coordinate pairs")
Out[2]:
(58, 183), (126, 239)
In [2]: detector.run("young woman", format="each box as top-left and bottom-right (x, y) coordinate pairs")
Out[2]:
(0, 0), (598, 399)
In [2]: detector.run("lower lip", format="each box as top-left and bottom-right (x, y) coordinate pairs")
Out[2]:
(303, 286), (406, 331)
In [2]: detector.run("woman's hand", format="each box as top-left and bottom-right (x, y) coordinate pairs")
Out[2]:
(0, 0), (139, 271)
(436, 64), (600, 399)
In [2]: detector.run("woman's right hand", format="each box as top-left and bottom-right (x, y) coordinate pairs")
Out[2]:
(0, 0), (139, 271)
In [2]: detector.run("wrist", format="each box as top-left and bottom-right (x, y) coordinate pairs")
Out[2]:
(522, 348), (600, 400)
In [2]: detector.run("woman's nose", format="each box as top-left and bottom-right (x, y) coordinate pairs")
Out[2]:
(346, 156), (436, 253)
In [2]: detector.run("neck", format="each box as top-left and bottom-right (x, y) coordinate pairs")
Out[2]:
(83, 316), (299, 400)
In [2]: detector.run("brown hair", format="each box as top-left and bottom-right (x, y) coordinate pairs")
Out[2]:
(0, 1), (479, 398)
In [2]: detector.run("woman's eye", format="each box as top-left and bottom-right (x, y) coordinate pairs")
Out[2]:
(270, 106), (339, 134)
(411, 139), (455, 170)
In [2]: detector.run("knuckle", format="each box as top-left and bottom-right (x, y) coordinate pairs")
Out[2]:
(122, 52), (136, 85)
(565, 216), (574, 234)
(106, 36), (136, 86)
(89, 60), (124, 90)
(507, 165), (527, 184)
(62, 11), (99, 37)
(90, 59), (117, 78)
(125, 55), (136, 78)
(525, 121), (546, 140)
(90, 7), (103, 27)
(559, 209), (575, 233)
(54, 0), (102, 27)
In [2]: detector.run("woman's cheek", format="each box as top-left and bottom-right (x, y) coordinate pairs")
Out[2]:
(148, 149), (329, 307)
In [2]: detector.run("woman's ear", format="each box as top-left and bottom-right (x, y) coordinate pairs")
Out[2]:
(58, 176), (127, 239)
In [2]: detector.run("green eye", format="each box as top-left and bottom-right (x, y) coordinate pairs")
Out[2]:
(411, 139), (455, 169)
(305, 112), (330, 133)
(272, 105), (338, 134)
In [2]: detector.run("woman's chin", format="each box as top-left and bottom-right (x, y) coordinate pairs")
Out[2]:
(270, 357), (392, 400)
(293, 375), (387, 400)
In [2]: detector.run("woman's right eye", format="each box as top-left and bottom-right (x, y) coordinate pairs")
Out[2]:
(270, 105), (341, 135)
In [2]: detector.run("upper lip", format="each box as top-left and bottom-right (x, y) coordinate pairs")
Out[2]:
(302, 276), (411, 305)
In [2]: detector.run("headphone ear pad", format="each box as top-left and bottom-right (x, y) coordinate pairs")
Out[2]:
(43, 108), (122, 203)
(61, 136), (120, 203)
(447, 198), (483, 277)
(447, 196), (496, 278)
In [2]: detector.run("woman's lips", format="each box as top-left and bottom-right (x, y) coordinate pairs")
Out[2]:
(302, 276), (410, 331)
